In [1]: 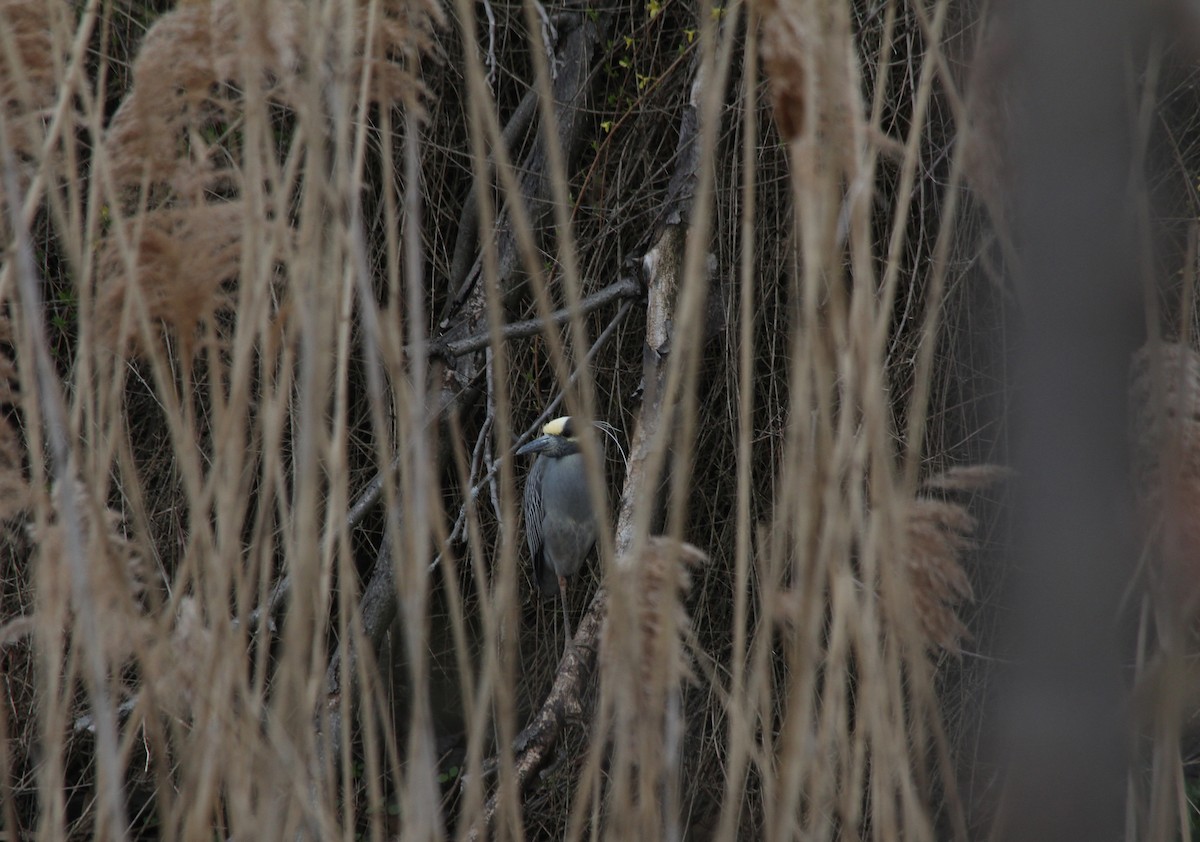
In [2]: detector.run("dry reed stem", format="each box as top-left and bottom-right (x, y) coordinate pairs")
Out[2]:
(1128, 340), (1200, 840)
(749, 0), (973, 837)
(3, 0), (441, 837)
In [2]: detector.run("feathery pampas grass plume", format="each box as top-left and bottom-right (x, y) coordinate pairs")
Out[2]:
(94, 2), (282, 359)
(0, 414), (25, 523)
(97, 0), (297, 360)
(95, 203), (246, 358)
(753, 0), (809, 140)
(95, 0), (442, 359)
(147, 596), (216, 722)
(1130, 341), (1200, 621)
(963, 17), (1015, 228)
(601, 537), (707, 837)
(355, 0), (444, 109)
(903, 497), (977, 654)
(104, 0), (440, 197)
(608, 536), (707, 715)
(0, 0), (65, 162)
(906, 466), (1007, 654)
(103, 0), (301, 197)
(0, 318), (27, 522)
(33, 484), (151, 665)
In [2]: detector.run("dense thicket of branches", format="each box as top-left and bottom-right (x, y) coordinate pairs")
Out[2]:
(2, 0), (1200, 839)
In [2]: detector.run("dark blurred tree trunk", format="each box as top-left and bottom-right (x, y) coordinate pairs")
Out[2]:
(996, 2), (1143, 839)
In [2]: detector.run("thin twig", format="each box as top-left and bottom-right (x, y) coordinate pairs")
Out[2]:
(482, 0), (497, 89)
(484, 346), (502, 522)
(532, 0), (558, 80)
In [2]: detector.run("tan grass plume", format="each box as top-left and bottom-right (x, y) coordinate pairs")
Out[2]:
(602, 536), (707, 837)
(95, 202), (245, 358)
(0, 0), (64, 162)
(904, 466), (1007, 653)
(1130, 341), (1200, 621)
(753, 0), (810, 141)
(0, 317), (28, 522)
(608, 536), (707, 714)
(103, 0), (440, 196)
(903, 497), (976, 653)
(33, 484), (151, 665)
(103, 0), (302, 197)
(96, 0), (442, 359)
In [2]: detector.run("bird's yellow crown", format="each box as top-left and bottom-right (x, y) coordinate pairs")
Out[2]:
(542, 416), (576, 438)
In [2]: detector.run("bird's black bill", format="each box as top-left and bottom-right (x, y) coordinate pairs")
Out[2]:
(516, 434), (556, 456)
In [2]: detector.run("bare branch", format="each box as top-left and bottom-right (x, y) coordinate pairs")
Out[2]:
(433, 274), (641, 359)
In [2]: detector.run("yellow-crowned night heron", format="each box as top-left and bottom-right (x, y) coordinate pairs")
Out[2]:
(517, 416), (601, 643)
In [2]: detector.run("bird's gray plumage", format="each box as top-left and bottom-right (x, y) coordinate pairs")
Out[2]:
(525, 450), (596, 594)
(518, 416), (602, 642)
